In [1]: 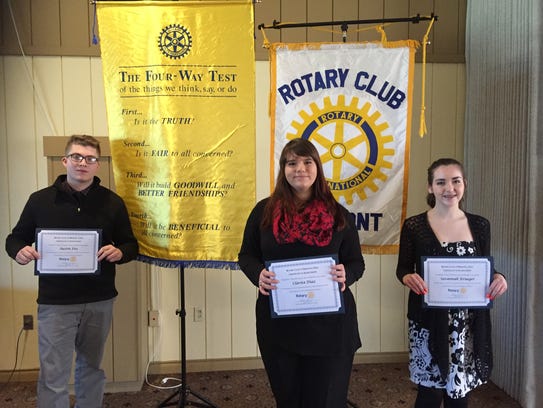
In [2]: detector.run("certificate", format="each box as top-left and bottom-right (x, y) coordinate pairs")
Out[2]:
(266, 255), (344, 318)
(422, 256), (493, 308)
(35, 229), (102, 275)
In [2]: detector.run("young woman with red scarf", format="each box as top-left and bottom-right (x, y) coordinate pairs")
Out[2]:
(238, 138), (365, 408)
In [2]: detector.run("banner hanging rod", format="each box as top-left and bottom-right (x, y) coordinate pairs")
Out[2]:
(257, 13), (438, 31)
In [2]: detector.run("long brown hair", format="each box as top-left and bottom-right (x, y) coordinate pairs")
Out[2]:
(261, 138), (346, 229)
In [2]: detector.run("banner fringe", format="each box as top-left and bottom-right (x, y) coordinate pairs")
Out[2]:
(361, 245), (399, 255)
(137, 255), (239, 270)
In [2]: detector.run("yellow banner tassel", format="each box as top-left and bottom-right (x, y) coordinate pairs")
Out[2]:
(419, 17), (436, 137)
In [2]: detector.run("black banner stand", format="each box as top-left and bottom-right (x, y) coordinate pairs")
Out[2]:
(157, 264), (219, 408)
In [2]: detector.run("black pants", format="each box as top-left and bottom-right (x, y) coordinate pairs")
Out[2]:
(414, 385), (469, 408)
(260, 346), (355, 408)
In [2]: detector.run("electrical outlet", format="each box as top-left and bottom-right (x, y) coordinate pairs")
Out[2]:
(23, 314), (33, 330)
(148, 310), (159, 327)
(193, 307), (204, 322)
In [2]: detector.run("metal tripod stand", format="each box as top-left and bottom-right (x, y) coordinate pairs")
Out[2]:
(157, 264), (218, 408)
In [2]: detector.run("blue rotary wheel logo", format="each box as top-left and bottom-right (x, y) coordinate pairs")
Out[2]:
(158, 24), (192, 59)
(287, 95), (395, 204)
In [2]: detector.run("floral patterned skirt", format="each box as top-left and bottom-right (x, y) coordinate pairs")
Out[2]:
(408, 309), (485, 398)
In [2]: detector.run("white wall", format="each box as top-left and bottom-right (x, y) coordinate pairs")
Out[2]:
(0, 56), (465, 373)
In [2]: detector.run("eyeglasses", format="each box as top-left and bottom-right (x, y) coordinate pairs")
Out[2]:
(66, 153), (99, 164)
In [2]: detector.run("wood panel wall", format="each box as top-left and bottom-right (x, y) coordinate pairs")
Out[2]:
(0, 0), (465, 62)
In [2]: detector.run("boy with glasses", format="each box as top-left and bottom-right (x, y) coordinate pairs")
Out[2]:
(5, 134), (139, 407)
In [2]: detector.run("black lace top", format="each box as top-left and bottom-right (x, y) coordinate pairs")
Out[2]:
(395, 212), (494, 382)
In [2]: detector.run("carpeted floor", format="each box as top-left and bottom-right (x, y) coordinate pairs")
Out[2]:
(0, 363), (521, 407)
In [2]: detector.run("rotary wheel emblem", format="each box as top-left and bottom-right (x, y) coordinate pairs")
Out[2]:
(286, 95), (395, 204)
(158, 24), (192, 59)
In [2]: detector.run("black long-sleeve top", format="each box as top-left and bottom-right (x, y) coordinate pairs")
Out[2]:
(5, 175), (139, 305)
(238, 198), (365, 357)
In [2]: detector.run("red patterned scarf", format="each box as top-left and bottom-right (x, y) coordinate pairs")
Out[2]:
(273, 200), (334, 247)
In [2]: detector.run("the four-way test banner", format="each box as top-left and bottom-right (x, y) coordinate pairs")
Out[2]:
(97, 1), (255, 266)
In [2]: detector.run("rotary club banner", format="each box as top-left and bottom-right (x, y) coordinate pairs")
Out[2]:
(96, 1), (255, 266)
(270, 42), (417, 254)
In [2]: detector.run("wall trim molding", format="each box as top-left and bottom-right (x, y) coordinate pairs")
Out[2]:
(0, 353), (409, 393)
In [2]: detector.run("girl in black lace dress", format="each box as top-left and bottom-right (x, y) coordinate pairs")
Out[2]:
(396, 158), (507, 408)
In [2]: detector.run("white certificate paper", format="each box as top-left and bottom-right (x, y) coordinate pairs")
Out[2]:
(266, 255), (344, 318)
(422, 257), (493, 308)
(35, 229), (102, 275)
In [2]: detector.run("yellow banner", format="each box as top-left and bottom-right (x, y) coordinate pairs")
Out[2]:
(97, 1), (255, 266)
